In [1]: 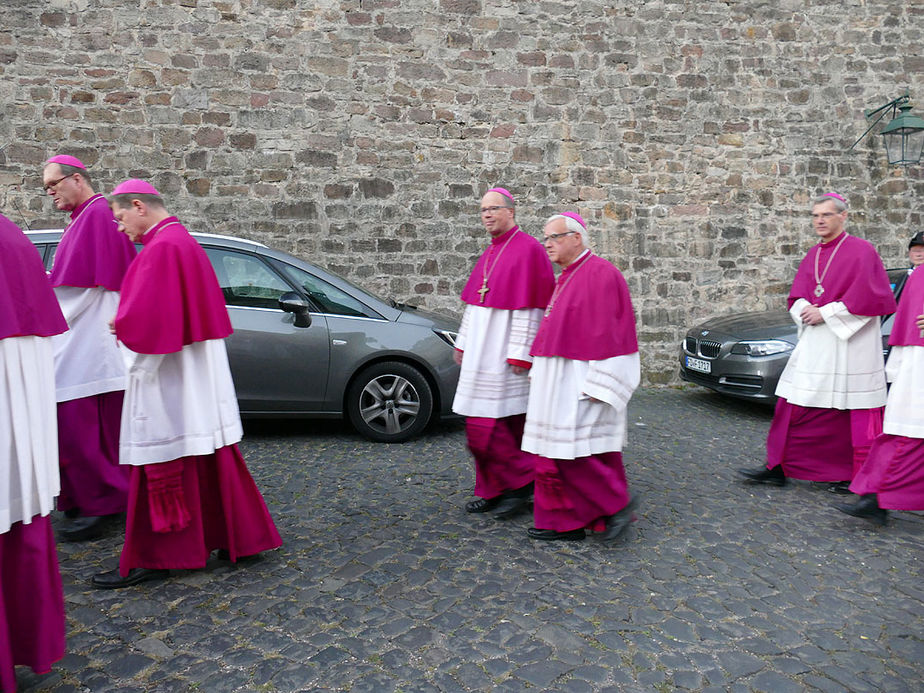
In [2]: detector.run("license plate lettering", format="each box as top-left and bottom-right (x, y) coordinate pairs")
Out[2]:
(686, 356), (711, 374)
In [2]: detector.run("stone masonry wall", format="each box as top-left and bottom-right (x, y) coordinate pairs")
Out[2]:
(1, 0), (922, 385)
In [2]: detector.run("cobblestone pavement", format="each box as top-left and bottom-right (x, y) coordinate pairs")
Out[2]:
(18, 388), (924, 692)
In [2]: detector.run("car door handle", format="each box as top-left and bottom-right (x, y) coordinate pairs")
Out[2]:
(332, 339), (347, 345)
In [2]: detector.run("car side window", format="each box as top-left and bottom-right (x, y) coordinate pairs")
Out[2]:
(277, 263), (379, 318)
(44, 243), (58, 270)
(204, 248), (294, 310)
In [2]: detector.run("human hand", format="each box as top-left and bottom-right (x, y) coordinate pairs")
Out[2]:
(453, 349), (463, 366)
(800, 305), (824, 325)
(511, 365), (527, 376)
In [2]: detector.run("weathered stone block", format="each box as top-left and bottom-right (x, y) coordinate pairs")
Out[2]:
(440, 0), (481, 13)
(194, 127), (225, 147)
(274, 202), (318, 219)
(359, 178), (395, 199)
(186, 178), (210, 196)
(230, 133), (256, 150)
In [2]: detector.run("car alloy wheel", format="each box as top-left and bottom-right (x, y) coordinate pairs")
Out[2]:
(347, 361), (434, 443)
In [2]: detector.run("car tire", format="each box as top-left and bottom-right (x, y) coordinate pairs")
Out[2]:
(346, 361), (434, 443)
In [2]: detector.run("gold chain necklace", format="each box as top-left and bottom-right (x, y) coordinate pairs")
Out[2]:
(544, 251), (592, 317)
(812, 232), (849, 298)
(477, 229), (518, 303)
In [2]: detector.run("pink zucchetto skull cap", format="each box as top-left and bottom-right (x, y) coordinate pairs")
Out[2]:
(560, 212), (586, 229)
(486, 187), (515, 203)
(823, 192), (847, 203)
(45, 154), (86, 169)
(110, 179), (161, 196)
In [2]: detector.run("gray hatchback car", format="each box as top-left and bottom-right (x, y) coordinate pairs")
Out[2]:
(679, 267), (908, 402)
(28, 230), (460, 443)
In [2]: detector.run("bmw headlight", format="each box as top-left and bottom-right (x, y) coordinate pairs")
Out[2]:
(433, 329), (458, 348)
(730, 339), (794, 357)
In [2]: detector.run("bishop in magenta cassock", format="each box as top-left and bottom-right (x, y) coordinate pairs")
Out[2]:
(90, 180), (281, 589)
(0, 214), (67, 691)
(42, 155), (137, 542)
(837, 263), (924, 525)
(452, 188), (555, 520)
(739, 193), (896, 490)
(521, 213), (641, 542)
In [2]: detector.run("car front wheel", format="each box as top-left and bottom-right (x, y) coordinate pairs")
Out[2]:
(346, 361), (434, 443)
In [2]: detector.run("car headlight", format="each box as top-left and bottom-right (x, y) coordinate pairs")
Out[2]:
(433, 329), (458, 348)
(730, 339), (794, 356)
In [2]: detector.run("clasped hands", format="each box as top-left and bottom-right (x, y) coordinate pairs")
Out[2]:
(800, 304), (824, 326)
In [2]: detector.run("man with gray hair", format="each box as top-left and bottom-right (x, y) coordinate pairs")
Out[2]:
(739, 193), (896, 492)
(521, 212), (641, 542)
(41, 154), (137, 541)
(452, 187), (554, 520)
(90, 179), (281, 589)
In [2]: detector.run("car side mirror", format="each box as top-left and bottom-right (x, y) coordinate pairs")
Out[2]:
(279, 291), (312, 328)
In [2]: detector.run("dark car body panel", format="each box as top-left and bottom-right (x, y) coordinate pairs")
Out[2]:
(27, 230), (460, 437)
(679, 268), (908, 402)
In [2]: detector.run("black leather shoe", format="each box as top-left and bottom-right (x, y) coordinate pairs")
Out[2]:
(465, 497), (500, 513)
(91, 568), (170, 590)
(492, 495), (530, 521)
(59, 515), (108, 542)
(492, 482), (534, 520)
(737, 465), (787, 486)
(835, 494), (889, 526)
(601, 494), (640, 541)
(527, 527), (585, 541)
(827, 481), (852, 495)
(216, 549), (261, 563)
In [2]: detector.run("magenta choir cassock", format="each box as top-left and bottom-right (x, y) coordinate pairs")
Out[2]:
(766, 233), (896, 481)
(522, 250), (641, 533)
(850, 265), (924, 509)
(454, 223), (555, 500)
(0, 214), (68, 692)
(113, 215), (281, 577)
(49, 188), (136, 517)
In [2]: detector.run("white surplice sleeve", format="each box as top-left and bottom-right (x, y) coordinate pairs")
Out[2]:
(818, 301), (874, 341)
(582, 352), (641, 409)
(789, 298), (810, 339)
(454, 304), (472, 352)
(506, 308), (544, 364)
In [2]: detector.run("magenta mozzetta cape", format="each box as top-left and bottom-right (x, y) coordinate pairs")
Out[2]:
(460, 227), (555, 309)
(0, 214), (67, 340)
(115, 217), (232, 354)
(889, 265), (924, 347)
(530, 253), (638, 361)
(48, 194), (137, 290)
(788, 234), (896, 316)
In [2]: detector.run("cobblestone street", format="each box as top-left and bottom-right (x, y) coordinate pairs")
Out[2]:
(19, 388), (924, 692)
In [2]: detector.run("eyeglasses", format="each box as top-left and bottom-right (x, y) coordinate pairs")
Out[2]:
(480, 205), (512, 214)
(542, 231), (576, 242)
(43, 173), (75, 193)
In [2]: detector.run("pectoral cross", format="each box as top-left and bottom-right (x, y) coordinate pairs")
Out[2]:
(477, 280), (489, 303)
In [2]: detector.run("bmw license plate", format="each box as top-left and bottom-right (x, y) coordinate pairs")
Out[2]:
(686, 356), (711, 374)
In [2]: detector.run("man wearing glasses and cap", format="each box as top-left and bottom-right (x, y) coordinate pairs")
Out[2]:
(738, 193), (896, 494)
(452, 187), (554, 521)
(41, 155), (137, 542)
(520, 212), (642, 542)
(90, 179), (281, 589)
